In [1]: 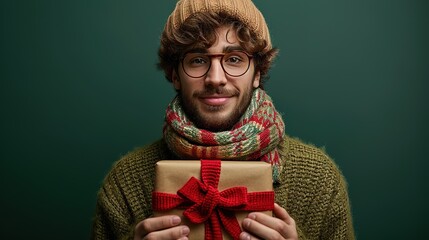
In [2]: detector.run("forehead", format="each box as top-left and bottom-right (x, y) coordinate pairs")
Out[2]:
(192, 26), (242, 53)
(210, 26), (240, 52)
(215, 26), (239, 44)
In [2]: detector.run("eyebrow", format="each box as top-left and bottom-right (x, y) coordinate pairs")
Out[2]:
(223, 45), (245, 52)
(186, 45), (245, 54)
(186, 48), (207, 54)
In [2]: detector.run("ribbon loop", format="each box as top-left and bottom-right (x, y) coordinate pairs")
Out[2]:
(218, 187), (248, 208)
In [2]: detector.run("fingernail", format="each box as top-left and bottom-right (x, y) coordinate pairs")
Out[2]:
(172, 216), (181, 225)
(243, 218), (251, 228)
(249, 213), (256, 220)
(240, 232), (251, 240)
(181, 226), (190, 235)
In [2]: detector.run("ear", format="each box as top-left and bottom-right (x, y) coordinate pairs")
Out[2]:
(172, 70), (181, 90)
(253, 70), (261, 88)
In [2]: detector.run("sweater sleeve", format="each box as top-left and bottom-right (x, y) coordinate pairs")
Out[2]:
(319, 170), (355, 240)
(90, 168), (136, 240)
(277, 137), (355, 240)
(90, 141), (165, 240)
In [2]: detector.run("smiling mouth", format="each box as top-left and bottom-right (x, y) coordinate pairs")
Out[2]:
(199, 96), (231, 106)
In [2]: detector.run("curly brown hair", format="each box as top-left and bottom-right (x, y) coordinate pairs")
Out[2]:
(158, 11), (278, 87)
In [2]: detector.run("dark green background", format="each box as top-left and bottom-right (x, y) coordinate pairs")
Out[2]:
(1, 0), (428, 239)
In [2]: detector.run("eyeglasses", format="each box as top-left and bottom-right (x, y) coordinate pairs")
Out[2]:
(181, 51), (253, 78)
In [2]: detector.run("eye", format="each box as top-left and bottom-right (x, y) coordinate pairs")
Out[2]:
(226, 56), (242, 63)
(185, 53), (209, 67)
(190, 57), (207, 65)
(224, 52), (247, 66)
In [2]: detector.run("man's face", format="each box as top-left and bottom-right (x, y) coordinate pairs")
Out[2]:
(172, 26), (260, 132)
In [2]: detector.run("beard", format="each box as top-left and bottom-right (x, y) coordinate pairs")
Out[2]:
(180, 85), (254, 132)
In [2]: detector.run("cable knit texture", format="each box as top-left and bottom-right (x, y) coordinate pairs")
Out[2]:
(165, 0), (272, 51)
(91, 137), (355, 239)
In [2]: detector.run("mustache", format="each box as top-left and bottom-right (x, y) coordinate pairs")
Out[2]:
(193, 86), (239, 97)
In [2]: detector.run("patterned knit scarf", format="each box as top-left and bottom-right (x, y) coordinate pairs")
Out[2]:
(163, 88), (285, 181)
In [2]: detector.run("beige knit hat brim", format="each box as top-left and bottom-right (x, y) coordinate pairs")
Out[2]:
(166, 0), (272, 50)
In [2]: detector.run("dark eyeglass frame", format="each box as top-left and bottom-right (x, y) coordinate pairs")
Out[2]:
(181, 51), (253, 78)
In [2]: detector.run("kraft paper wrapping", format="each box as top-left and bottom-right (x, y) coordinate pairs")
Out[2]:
(153, 160), (273, 240)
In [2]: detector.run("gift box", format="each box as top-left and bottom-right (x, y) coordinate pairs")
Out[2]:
(152, 160), (274, 240)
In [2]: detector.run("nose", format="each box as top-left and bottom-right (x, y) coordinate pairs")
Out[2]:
(204, 58), (227, 87)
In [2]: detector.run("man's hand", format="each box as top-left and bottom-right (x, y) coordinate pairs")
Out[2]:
(134, 215), (190, 240)
(240, 203), (298, 240)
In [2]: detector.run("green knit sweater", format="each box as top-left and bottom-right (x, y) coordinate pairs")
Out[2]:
(91, 136), (355, 239)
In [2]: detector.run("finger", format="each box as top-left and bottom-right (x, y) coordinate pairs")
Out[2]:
(135, 215), (182, 237)
(248, 211), (290, 231)
(239, 231), (260, 240)
(241, 214), (283, 240)
(273, 203), (295, 226)
(143, 225), (189, 240)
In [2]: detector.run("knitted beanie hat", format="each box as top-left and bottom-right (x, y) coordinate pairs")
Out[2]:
(165, 0), (272, 50)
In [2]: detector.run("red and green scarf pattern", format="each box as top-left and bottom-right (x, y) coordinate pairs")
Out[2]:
(163, 88), (285, 180)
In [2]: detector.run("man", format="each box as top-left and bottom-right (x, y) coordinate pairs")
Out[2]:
(91, 0), (355, 239)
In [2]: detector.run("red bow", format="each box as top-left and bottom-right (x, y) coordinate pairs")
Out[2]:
(152, 160), (274, 240)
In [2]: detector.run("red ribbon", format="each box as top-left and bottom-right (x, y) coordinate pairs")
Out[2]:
(152, 160), (275, 240)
